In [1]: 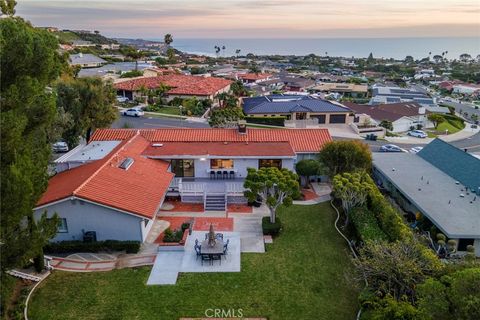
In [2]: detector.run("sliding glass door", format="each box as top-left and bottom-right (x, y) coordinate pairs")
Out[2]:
(171, 159), (195, 177)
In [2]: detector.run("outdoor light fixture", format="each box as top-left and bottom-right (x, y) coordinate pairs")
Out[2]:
(200, 157), (207, 161)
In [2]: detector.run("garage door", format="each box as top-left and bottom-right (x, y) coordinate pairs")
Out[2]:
(311, 114), (326, 124)
(329, 114), (346, 124)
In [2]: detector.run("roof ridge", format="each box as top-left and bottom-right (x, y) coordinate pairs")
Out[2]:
(73, 130), (141, 196)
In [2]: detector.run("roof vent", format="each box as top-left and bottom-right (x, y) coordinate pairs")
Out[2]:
(119, 157), (134, 170)
(152, 143), (164, 147)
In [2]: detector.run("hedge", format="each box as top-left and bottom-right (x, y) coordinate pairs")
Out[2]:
(262, 216), (282, 236)
(44, 240), (141, 254)
(245, 116), (285, 126)
(350, 207), (388, 242)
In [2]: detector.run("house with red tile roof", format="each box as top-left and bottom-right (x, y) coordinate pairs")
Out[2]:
(114, 74), (232, 102)
(236, 73), (273, 84)
(35, 126), (332, 241)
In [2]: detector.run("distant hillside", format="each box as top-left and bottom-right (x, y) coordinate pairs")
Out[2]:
(56, 30), (117, 45)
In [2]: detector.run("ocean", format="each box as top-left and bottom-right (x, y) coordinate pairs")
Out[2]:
(165, 37), (480, 60)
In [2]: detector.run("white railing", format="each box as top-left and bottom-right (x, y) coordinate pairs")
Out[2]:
(179, 182), (206, 196)
(226, 182), (245, 195)
(169, 177), (182, 190)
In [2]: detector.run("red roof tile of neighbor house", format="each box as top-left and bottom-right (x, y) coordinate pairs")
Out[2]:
(90, 128), (333, 153)
(343, 102), (427, 122)
(114, 75), (232, 96)
(37, 135), (174, 219)
(142, 142), (296, 157)
(237, 73), (272, 81)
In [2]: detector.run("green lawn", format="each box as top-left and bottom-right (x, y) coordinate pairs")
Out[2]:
(29, 204), (359, 320)
(436, 119), (465, 134)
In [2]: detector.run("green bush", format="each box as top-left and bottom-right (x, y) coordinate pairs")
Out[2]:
(44, 240), (141, 254)
(163, 228), (184, 243)
(350, 207), (388, 241)
(245, 116), (285, 126)
(181, 223), (191, 233)
(120, 70), (143, 78)
(262, 216), (282, 236)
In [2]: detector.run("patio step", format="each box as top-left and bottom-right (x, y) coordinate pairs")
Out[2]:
(205, 195), (226, 211)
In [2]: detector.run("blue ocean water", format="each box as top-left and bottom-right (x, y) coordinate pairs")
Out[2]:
(164, 37), (480, 60)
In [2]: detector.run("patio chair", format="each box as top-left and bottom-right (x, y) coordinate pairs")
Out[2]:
(223, 171), (229, 180)
(210, 170), (215, 179)
(216, 171), (223, 180)
(215, 233), (224, 241)
(211, 254), (222, 265)
(194, 244), (202, 260)
(204, 233), (209, 240)
(201, 254), (212, 266)
(229, 170), (235, 179)
(223, 239), (230, 255)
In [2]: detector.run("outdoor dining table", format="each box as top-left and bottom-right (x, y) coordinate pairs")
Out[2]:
(200, 240), (224, 265)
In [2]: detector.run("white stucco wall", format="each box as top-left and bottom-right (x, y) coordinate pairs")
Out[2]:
(34, 199), (146, 242)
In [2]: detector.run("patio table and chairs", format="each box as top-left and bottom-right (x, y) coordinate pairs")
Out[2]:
(207, 169), (236, 180)
(196, 224), (230, 265)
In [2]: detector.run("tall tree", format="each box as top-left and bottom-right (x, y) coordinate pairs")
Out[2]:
(164, 33), (173, 46)
(295, 159), (321, 187)
(0, 0), (16, 16)
(244, 167), (299, 223)
(318, 140), (372, 177)
(1, 16), (62, 270)
(332, 171), (372, 223)
(56, 77), (117, 146)
(427, 113), (445, 129)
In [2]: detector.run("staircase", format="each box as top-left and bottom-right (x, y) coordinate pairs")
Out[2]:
(205, 194), (226, 211)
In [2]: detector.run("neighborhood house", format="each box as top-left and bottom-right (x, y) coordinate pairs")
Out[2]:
(373, 139), (480, 257)
(35, 127), (332, 242)
(114, 74), (232, 101)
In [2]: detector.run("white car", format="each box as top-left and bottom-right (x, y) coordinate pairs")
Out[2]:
(52, 141), (69, 153)
(407, 130), (428, 138)
(122, 108), (144, 117)
(409, 146), (424, 154)
(380, 144), (408, 153)
(116, 96), (129, 103)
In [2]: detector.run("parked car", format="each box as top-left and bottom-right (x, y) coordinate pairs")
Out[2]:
(122, 108), (144, 117)
(380, 144), (407, 153)
(407, 130), (428, 138)
(52, 141), (69, 153)
(409, 146), (424, 154)
(116, 96), (129, 103)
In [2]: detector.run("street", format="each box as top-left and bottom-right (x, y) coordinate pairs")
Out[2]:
(112, 114), (480, 153)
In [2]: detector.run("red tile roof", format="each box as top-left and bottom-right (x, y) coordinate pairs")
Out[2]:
(90, 128), (332, 153)
(142, 142), (295, 157)
(114, 75), (232, 96)
(37, 135), (174, 219)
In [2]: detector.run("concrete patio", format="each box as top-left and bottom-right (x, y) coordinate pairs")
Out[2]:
(147, 231), (241, 285)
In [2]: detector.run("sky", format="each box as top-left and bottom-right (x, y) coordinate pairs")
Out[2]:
(16, 0), (480, 39)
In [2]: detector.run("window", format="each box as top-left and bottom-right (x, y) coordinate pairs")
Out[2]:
(259, 159), (282, 169)
(210, 159), (234, 169)
(58, 218), (68, 233)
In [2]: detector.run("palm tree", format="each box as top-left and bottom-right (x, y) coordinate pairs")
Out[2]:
(235, 49), (241, 57)
(164, 34), (173, 46)
(222, 45), (226, 56)
(126, 49), (143, 71)
(214, 45), (221, 57)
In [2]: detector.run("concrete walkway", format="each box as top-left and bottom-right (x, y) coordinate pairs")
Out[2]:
(49, 253), (156, 272)
(294, 182), (332, 205)
(234, 216), (265, 253)
(147, 251), (183, 285)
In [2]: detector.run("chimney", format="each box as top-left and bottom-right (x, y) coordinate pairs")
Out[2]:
(237, 120), (247, 134)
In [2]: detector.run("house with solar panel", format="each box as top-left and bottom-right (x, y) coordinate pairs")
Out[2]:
(34, 126), (332, 242)
(242, 95), (353, 127)
(373, 139), (480, 257)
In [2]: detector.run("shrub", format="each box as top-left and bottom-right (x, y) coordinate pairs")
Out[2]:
(163, 228), (184, 243)
(245, 116), (285, 126)
(350, 207), (388, 241)
(436, 233), (446, 242)
(44, 240), (141, 254)
(120, 70), (143, 78)
(262, 216), (282, 236)
(181, 223), (191, 233)
(466, 245), (475, 253)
